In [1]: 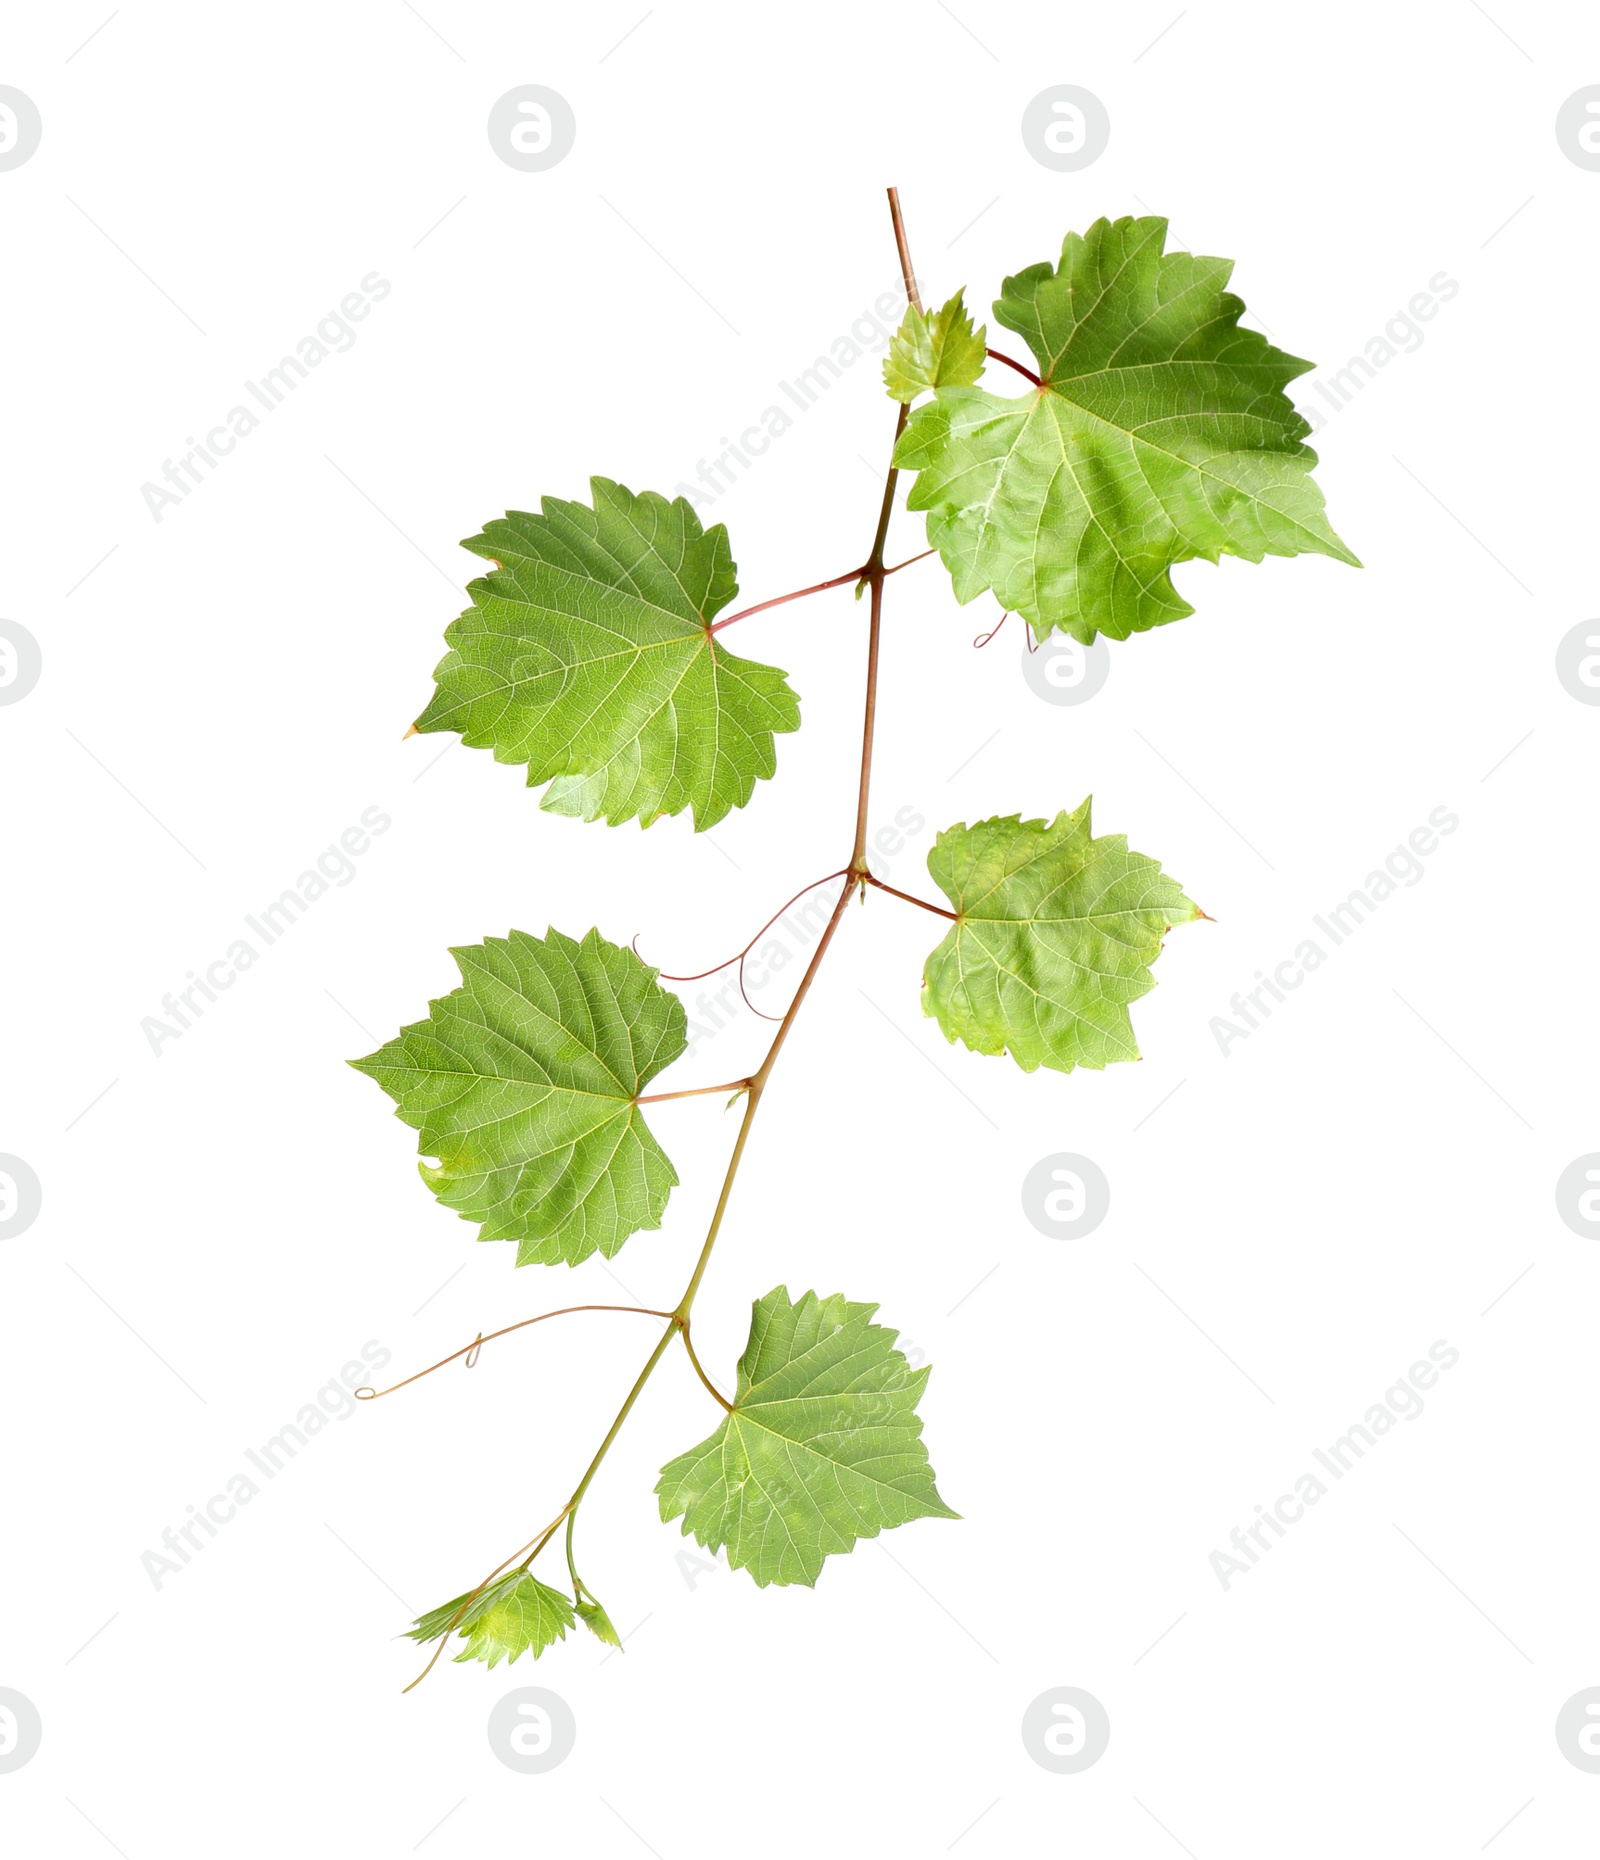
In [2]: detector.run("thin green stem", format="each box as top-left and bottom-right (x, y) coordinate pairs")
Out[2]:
(556, 1321), (681, 1528)
(679, 1322), (735, 1411)
(673, 1086), (767, 1317)
(634, 1080), (750, 1105)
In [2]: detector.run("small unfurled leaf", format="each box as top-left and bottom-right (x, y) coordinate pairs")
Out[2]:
(922, 800), (1201, 1074)
(415, 478), (801, 831)
(576, 1597), (622, 1647)
(407, 1571), (575, 1669)
(896, 216), (1357, 642)
(351, 927), (685, 1266)
(884, 290), (986, 402)
(657, 1286), (956, 1588)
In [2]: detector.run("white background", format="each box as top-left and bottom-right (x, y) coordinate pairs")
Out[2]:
(2, 2), (1596, 1853)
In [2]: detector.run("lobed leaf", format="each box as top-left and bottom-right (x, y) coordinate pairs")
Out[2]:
(407, 1571), (575, 1669)
(415, 478), (801, 830)
(921, 800), (1201, 1074)
(657, 1286), (956, 1588)
(896, 215), (1358, 643)
(883, 289), (987, 402)
(351, 926), (685, 1266)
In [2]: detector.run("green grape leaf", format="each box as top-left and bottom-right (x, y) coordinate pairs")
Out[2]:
(407, 1572), (575, 1669)
(414, 478), (801, 831)
(406, 1591), (484, 1645)
(896, 215), (1358, 643)
(351, 927), (685, 1266)
(884, 290), (986, 402)
(405, 1574), (518, 1645)
(576, 1597), (622, 1647)
(656, 1286), (956, 1588)
(922, 800), (1202, 1074)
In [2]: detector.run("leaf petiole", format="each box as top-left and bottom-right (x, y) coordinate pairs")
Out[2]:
(633, 1080), (751, 1106)
(707, 565), (866, 636)
(985, 345), (1043, 386)
(677, 1320), (734, 1413)
(863, 873), (959, 921)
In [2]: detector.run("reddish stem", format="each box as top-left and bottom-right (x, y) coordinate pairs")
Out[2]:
(986, 346), (1043, 387)
(709, 568), (865, 636)
(889, 191), (923, 314)
(864, 873), (958, 921)
(706, 552), (927, 644)
(639, 868), (853, 1023)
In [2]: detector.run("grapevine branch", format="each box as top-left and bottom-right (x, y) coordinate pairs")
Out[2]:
(398, 186), (934, 1690)
(359, 181), (1355, 1680)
